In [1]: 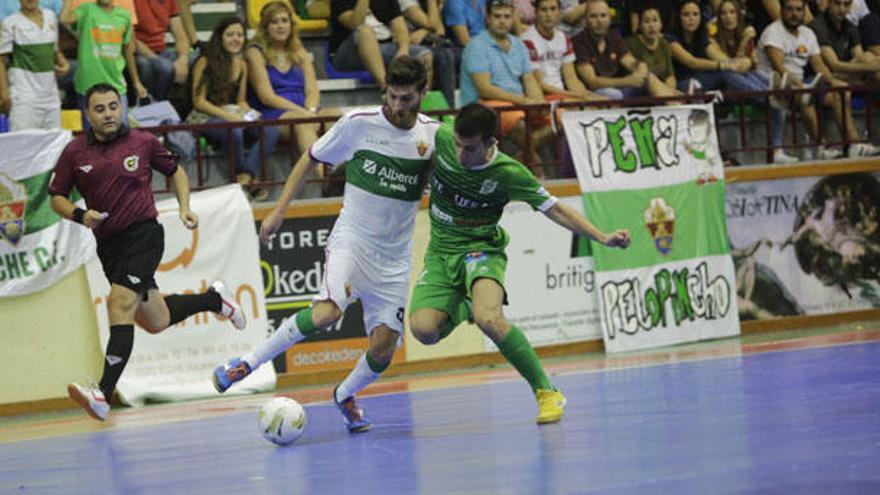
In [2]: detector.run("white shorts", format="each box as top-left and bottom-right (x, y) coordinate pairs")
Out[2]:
(10, 98), (61, 132)
(316, 246), (411, 336)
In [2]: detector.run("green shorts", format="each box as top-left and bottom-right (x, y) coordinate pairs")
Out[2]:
(409, 250), (508, 329)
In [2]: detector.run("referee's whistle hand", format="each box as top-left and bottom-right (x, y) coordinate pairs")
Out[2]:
(83, 210), (108, 229)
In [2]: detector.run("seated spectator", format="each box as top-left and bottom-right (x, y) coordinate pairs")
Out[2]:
(134, 0), (191, 100)
(0, 0), (69, 130)
(669, 0), (764, 94)
(757, 0), (878, 158)
(713, 0), (792, 162)
(460, 0), (555, 175)
(625, 5), (679, 93)
(329, 0), (432, 88)
(443, 0), (485, 45)
(572, 0), (673, 100)
(810, 0), (880, 84)
(558, 0), (586, 37)
(744, 0), (816, 35)
(247, 1), (335, 156)
(621, 0), (673, 38)
(522, 0), (606, 101)
(399, 0), (457, 106)
(860, 0), (880, 56)
(60, 0), (147, 127)
(512, 0), (536, 35)
(190, 17), (281, 199)
(1, 0), (62, 18)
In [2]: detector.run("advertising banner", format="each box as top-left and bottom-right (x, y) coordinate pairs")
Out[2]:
(485, 196), (602, 352)
(86, 185), (274, 405)
(726, 173), (880, 319)
(563, 105), (740, 353)
(258, 215), (398, 373)
(0, 130), (96, 297)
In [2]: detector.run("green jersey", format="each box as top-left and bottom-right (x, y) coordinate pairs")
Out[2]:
(428, 124), (557, 253)
(73, 3), (132, 94)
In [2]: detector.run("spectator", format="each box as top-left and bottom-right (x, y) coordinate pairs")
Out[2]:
(0, 0), (69, 130)
(460, 0), (555, 175)
(329, 0), (432, 88)
(744, 0), (816, 35)
(512, 0), (536, 34)
(443, 0), (485, 45)
(190, 17), (280, 199)
(522, 0), (606, 101)
(134, 0), (191, 100)
(810, 0), (880, 84)
(1, 0), (63, 18)
(178, 0), (200, 48)
(60, 0), (147, 127)
(669, 0), (764, 95)
(399, 0), (457, 106)
(860, 0), (880, 56)
(757, 0), (875, 158)
(625, 5), (679, 93)
(572, 0), (673, 100)
(558, 0), (586, 36)
(247, 1), (335, 158)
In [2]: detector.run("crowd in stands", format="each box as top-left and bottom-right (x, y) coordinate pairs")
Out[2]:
(1, 0), (879, 194)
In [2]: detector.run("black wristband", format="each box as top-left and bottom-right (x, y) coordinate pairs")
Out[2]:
(72, 207), (86, 224)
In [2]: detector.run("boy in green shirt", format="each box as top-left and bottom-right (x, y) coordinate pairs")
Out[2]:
(409, 103), (631, 424)
(60, 0), (146, 126)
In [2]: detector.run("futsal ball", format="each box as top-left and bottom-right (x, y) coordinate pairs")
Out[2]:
(259, 397), (307, 446)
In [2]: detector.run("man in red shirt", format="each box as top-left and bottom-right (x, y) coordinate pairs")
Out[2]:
(134, 0), (190, 100)
(49, 83), (245, 421)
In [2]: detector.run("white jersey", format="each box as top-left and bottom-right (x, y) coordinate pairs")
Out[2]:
(309, 106), (440, 260)
(0, 9), (60, 107)
(756, 20), (820, 81)
(521, 25), (575, 90)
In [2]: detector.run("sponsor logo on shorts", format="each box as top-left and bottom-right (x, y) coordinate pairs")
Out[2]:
(127, 274), (141, 285)
(464, 251), (487, 263)
(106, 355), (122, 366)
(78, 165), (93, 173)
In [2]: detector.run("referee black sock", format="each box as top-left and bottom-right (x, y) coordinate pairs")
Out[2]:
(164, 292), (222, 326)
(99, 324), (134, 400)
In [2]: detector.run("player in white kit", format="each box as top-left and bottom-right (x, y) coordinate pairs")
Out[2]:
(212, 56), (439, 432)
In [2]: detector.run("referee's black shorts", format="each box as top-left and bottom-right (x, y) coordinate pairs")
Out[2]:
(96, 219), (164, 298)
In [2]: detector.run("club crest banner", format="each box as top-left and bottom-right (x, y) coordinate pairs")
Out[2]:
(0, 130), (96, 298)
(562, 105), (740, 353)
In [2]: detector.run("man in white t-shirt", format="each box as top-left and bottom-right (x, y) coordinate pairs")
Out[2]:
(521, 0), (604, 102)
(757, 0), (866, 159)
(0, 0), (69, 130)
(212, 56), (440, 434)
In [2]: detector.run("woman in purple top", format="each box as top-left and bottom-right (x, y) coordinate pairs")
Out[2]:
(246, 1), (337, 157)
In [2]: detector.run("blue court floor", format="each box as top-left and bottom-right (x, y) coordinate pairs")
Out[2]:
(1, 327), (879, 494)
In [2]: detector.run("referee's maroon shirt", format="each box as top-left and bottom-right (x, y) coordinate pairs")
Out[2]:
(49, 128), (178, 240)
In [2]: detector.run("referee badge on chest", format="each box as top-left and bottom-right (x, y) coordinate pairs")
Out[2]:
(123, 155), (140, 172)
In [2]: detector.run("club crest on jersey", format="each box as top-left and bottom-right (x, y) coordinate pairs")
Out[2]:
(122, 155), (139, 172)
(417, 141), (428, 156)
(479, 179), (498, 195)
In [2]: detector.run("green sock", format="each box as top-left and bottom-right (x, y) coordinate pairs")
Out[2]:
(496, 326), (552, 392)
(295, 307), (319, 336)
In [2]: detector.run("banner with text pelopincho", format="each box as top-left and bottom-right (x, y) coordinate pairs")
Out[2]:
(562, 104), (740, 353)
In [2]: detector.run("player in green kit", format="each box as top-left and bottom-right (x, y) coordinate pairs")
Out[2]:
(409, 103), (631, 424)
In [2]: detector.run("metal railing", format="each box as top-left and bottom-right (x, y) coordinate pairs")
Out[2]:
(141, 85), (877, 195)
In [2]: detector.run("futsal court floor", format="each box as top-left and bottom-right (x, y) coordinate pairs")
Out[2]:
(1, 323), (878, 494)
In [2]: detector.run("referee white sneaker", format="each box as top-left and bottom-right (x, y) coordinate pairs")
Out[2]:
(211, 280), (246, 330)
(67, 382), (109, 421)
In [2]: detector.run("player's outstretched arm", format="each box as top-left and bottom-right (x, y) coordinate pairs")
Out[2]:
(170, 166), (198, 229)
(543, 201), (631, 248)
(259, 152), (320, 245)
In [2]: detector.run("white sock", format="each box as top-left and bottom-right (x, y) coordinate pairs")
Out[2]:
(335, 353), (381, 402)
(241, 315), (307, 370)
